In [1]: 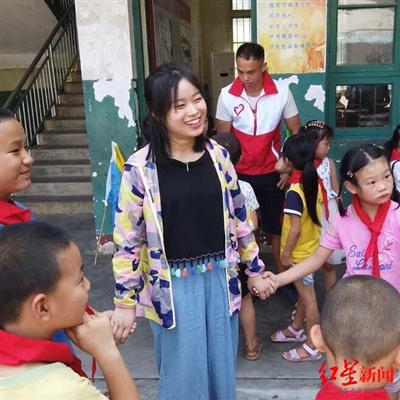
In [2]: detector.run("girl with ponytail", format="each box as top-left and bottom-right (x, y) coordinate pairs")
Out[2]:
(270, 135), (323, 362)
(263, 143), (400, 396)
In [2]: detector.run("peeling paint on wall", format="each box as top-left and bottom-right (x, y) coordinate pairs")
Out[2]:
(93, 78), (136, 128)
(305, 84), (325, 112)
(277, 75), (299, 88)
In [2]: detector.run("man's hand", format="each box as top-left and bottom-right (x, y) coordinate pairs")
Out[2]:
(277, 173), (290, 190)
(110, 307), (137, 345)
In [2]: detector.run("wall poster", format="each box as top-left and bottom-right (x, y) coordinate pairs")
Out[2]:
(258, 0), (326, 74)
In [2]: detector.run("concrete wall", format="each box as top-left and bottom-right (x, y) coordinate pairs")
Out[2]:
(0, 0), (57, 69)
(75, 0), (138, 245)
(200, 0), (232, 94)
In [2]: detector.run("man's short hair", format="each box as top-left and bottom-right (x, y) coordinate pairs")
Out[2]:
(321, 275), (400, 366)
(236, 43), (264, 62)
(212, 132), (242, 166)
(0, 222), (72, 328)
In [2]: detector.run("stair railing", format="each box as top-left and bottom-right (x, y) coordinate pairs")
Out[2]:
(4, 3), (78, 147)
(44, 0), (74, 20)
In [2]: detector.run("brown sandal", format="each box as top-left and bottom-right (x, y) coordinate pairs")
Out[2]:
(245, 337), (263, 361)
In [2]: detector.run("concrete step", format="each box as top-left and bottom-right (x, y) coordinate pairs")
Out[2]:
(18, 180), (92, 197)
(31, 145), (89, 161)
(57, 105), (85, 118)
(38, 131), (88, 146)
(64, 82), (83, 94)
(44, 117), (86, 131)
(14, 195), (93, 214)
(31, 162), (91, 178)
(59, 93), (84, 105)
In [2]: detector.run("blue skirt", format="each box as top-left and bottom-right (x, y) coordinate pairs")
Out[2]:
(150, 254), (239, 400)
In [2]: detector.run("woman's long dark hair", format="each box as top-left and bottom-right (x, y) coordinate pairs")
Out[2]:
(384, 125), (400, 160)
(142, 63), (208, 164)
(338, 144), (400, 216)
(282, 135), (320, 226)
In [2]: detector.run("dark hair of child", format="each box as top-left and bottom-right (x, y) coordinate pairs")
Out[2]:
(0, 221), (72, 328)
(282, 135), (321, 226)
(212, 132), (242, 166)
(0, 108), (15, 122)
(321, 275), (400, 366)
(297, 120), (334, 147)
(337, 144), (400, 216)
(142, 63), (208, 164)
(384, 124), (400, 160)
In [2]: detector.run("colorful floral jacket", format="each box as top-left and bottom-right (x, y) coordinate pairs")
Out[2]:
(113, 140), (264, 329)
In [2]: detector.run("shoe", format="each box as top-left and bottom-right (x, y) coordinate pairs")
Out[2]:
(270, 325), (307, 343)
(283, 343), (322, 362)
(245, 337), (263, 361)
(279, 284), (298, 304)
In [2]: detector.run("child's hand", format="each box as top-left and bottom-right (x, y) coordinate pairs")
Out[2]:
(281, 253), (293, 269)
(248, 275), (275, 300)
(251, 272), (278, 298)
(111, 307), (137, 345)
(66, 311), (118, 360)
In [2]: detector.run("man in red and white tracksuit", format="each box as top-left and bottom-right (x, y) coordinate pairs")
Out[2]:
(216, 42), (301, 285)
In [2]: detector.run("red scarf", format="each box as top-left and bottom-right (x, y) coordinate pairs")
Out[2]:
(0, 200), (32, 225)
(352, 195), (391, 277)
(0, 306), (96, 380)
(287, 168), (329, 220)
(316, 381), (389, 399)
(0, 329), (87, 378)
(390, 148), (400, 162)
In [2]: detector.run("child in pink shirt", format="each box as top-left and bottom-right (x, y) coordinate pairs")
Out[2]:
(258, 143), (400, 399)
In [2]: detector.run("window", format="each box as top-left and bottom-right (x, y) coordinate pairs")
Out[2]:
(326, 0), (400, 138)
(231, 0), (251, 53)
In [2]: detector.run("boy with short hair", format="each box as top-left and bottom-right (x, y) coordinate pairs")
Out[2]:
(311, 275), (400, 399)
(0, 221), (140, 400)
(0, 108), (33, 225)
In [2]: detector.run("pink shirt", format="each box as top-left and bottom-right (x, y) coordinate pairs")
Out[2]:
(321, 201), (400, 292)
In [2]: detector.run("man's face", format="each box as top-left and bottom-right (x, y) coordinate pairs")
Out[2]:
(236, 57), (266, 94)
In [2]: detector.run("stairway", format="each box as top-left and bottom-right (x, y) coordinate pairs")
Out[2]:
(16, 63), (93, 214)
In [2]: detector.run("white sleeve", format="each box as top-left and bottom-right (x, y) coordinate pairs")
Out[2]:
(391, 160), (400, 193)
(239, 181), (260, 212)
(282, 89), (299, 119)
(215, 93), (232, 121)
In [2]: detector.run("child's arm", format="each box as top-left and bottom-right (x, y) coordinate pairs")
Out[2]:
(329, 158), (339, 195)
(249, 210), (258, 231)
(281, 214), (301, 268)
(262, 246), (333, 289)
(67, 311), (140, 400)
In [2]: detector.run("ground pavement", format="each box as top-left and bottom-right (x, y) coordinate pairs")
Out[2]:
(38, 213), (346, 400)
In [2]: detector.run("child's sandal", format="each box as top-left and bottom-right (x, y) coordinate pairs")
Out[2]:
(270, 325), (307, 343)
(245, 337), (263, 361)
(282, 343), (322, 362)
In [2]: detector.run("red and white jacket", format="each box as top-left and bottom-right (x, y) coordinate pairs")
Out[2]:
(218, 73), (292, 175)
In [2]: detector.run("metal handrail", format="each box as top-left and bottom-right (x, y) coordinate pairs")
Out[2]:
(4, 2), (78, 147)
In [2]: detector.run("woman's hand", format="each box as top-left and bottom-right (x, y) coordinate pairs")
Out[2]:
(111, 307), (137, 345)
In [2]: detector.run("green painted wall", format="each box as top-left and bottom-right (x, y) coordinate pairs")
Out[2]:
(82, 80), (138, 238)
